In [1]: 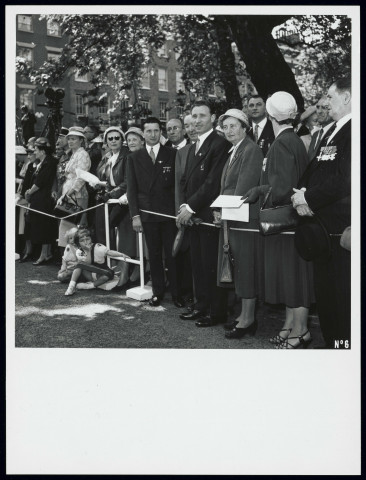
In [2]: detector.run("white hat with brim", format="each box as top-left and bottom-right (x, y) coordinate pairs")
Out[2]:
(66, 126), (85, 139)
(125, 127), (144, 140)
(218, 108), (249, 129)
(15, 146), (27, 155)
(266, 91), (298, 122)
(103, 126), (125, 143)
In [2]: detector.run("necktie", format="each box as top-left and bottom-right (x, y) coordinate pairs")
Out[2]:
(149, 147), (156, 164)
(195, 138), (200, 155)
(323, 122), (337, 145)
(254, 124), (259, 143)
(314, 128), (323, 151)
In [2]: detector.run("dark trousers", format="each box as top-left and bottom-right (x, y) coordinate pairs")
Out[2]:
(143, 220), (178, 298)
(313, 238), (351, 348)
(175, 243), (194, 299)
(189, 224), (228, 317)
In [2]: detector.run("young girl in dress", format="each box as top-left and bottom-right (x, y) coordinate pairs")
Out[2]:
(64, 228), (129, 296)
(57, 227), (78, 282)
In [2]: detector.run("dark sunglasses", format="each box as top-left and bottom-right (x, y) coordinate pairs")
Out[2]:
(108, 136), (121, 141)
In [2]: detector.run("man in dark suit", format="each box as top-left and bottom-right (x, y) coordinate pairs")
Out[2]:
(174, 114), (198, 306)
(247, 94), (275, 157)
(177, 101), (231, 327)
(127, 117), (183, 308)
(292, 77), (351, 349)
(307, 96), (335, 161)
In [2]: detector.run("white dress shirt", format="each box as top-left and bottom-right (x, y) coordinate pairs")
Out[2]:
(252, 117), (267, 140)
(146, 143), (160, 159)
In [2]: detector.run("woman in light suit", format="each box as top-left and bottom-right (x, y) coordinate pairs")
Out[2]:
(215, 109), (264, 339)
(57, 126), (91, 247)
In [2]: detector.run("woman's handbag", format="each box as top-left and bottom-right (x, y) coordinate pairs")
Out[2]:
(219, 220), (234, 283)
(54, 194), (83, 224)
(259, 187), (299, 235)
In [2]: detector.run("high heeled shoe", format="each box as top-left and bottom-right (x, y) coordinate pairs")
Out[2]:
(276, 330), (312, 349)
(225, 318), (258, 338)
(269, 328), (292, 345)
(18, 253), (32, 263)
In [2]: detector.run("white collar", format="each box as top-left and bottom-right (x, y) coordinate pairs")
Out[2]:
(174, 138), (187, 150)
(197, 128), (213, 146)
(252, 117), (267, 130)
(146, 143), (160, 156)
(335, 113), (351, 130)
(228, 137), (245, 153)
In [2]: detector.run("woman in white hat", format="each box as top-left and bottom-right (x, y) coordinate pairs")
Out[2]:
(93, 126), (133, 288)
(215, 109), (264, 339)
(56, 126), (91, 247)
(244, 92), (315, 348)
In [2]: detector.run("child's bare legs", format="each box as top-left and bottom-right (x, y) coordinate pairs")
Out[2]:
(64, 267), (82, 295)
(57, 270), (72, 283)
(76, 271), (110, 289)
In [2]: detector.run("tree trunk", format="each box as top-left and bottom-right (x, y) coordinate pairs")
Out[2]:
(213, 17), (243, 109)
(225, 15), (304, 111)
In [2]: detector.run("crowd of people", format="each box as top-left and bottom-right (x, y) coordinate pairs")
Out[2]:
(15, 75), (352, 349)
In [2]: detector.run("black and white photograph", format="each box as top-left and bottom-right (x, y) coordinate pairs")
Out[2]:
(7, 4), (360, 475)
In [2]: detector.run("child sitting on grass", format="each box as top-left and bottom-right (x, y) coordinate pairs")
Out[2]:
(65, 228), (129, 296)
(57, 227), (78, 283)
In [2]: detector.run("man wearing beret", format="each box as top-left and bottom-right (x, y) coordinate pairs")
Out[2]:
(292, 76), (351, 349)
(177, 100), (231, 327)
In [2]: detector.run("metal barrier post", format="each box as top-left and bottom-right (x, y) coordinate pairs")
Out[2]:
(104, 202), (111, 267)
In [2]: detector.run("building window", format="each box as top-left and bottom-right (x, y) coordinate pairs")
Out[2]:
(47, 52), (61, 62)
(140, 101), (150, 119)
(157, 43), (168, 58)
(75, 94), (87, 115)
(17, 46), (33, 65)
(176, 106), (184, 118)
(19, 89), (34, 110)
(121, 99), (130, 112)
(75, 71), (89, 82)
(47, 19), (61, 36)
(17, 15), (33, 32)
(158, 68), (168, 91)
(176, 72), (185, 93)
(159, 102), (168, 121)
(141, 68), (150, 89)
(98, 95), (109, 115)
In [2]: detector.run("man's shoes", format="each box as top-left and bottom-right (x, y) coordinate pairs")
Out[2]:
(223, 320), (239, 331)
(149, 296), (162, 307)
(180, 309), (206, 321)
(172, 296), (185, 308)
(195, 315), (227, 328)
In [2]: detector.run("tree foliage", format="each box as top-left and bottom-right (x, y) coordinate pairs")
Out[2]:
(16, 13), (352, 115)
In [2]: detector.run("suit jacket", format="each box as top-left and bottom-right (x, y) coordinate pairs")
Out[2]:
(307, 123), (335, 162)
(220, 135), (263, 225)
(261, 128), (308, 207)
(248, 118), (275, 157)
(86, 143), (103, 175)
(299, 119), (351, 233)
(181, 131), (231, 222)
(96, 147), (130, 199)
(127, 145), (176, 222)
(175, 143), (191, 213)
